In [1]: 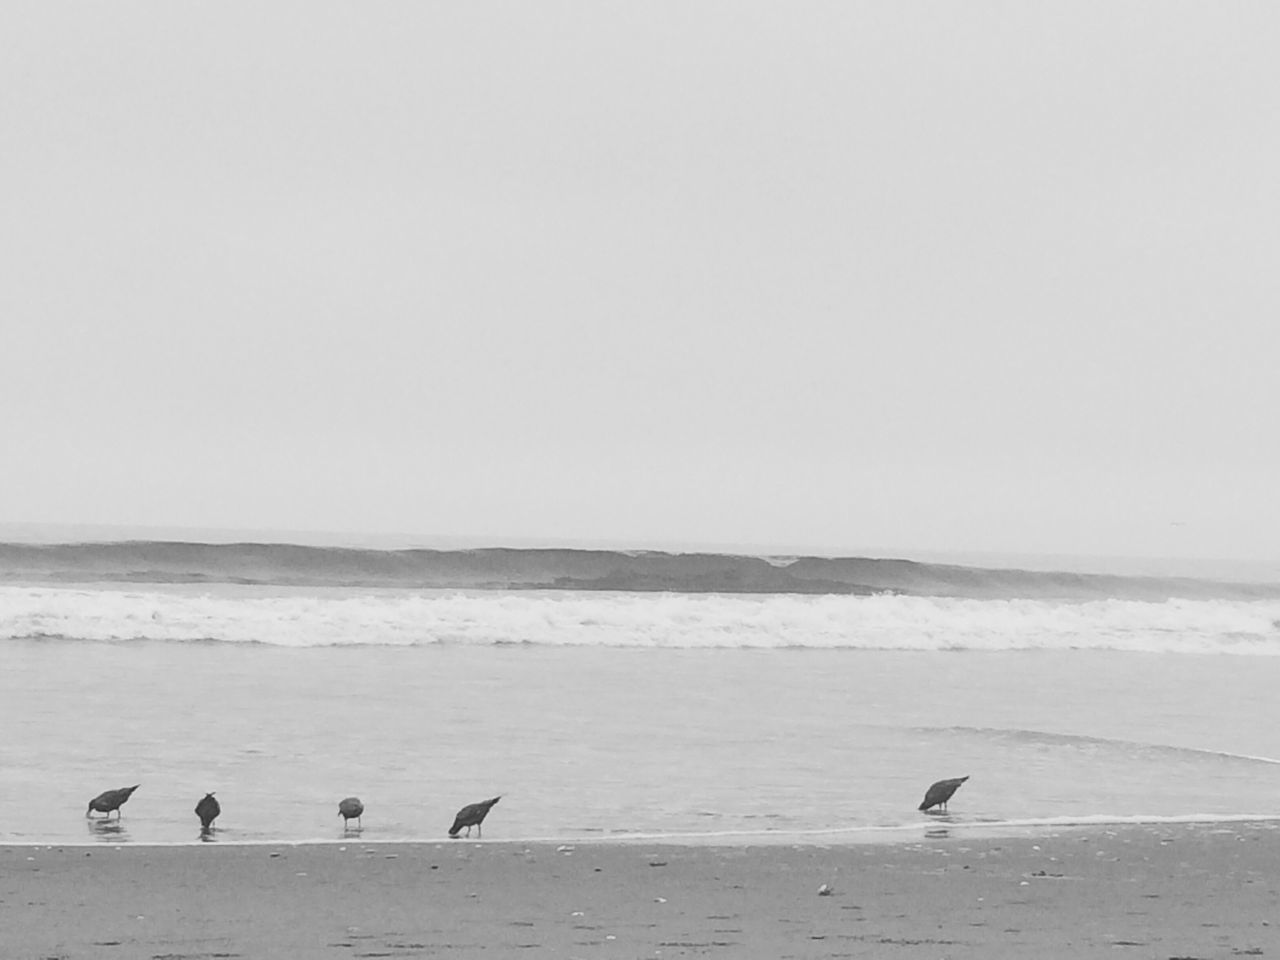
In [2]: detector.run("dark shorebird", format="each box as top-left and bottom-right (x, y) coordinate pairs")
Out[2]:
(338, 796), (364, 828)
(918, 776), (969, 812)
(195, 792), (221, 830)
(86, 785), (140, 819)
(449, 796), (500, 838)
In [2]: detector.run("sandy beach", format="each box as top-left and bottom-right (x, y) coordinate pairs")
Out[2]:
(5, 823), (1279, 959)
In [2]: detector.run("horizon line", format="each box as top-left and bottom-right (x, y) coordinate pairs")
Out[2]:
(2, 520), (1279, 583)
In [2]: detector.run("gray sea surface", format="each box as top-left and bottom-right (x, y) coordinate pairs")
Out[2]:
(4, 611), (1280, 845)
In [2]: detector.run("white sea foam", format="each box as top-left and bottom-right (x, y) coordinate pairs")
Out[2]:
(3, 585), (1280, 653)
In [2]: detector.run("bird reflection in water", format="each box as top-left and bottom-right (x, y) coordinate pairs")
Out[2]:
(925, 826), (952, 840)
(199, 826), (218, 842)
(87, 819), (130, 842)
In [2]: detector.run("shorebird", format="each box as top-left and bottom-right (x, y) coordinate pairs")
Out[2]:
(86, 784), (140, 819)
(918, 776), (969, 812)
(339, 796), (364, 828)
(449, 796), (500, 838)
(195, 792), (221, 830)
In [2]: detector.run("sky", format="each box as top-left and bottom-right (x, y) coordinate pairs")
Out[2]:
(3, 2), (1279, 563)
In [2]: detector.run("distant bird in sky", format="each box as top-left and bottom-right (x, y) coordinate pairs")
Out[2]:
(339, 796), (364, 828)
(918, 776), (969, 812)
(195, 792), (220, 830)
(87, 784), (140, 819)
(449, 796), (501, 838)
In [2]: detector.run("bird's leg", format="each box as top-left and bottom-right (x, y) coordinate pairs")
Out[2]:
(477, 824), (482, 839)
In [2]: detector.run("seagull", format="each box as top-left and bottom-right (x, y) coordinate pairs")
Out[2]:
(195, 792), (221, 830)
(339, 796), (364, 828)
(87, 785), (140, 819)
(918, 776), (969, 812)
(449, 796), (501, 838)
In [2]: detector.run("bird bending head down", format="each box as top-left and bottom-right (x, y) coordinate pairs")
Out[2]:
(339, 796), (364, 828)
(195, 792), (221, 830)
(449, 796), (501, 839)
(918, 775), (969, 812)
(87, 784), (140, 819)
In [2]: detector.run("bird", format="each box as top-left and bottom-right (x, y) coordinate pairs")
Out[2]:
(86, 784), (140, 819)
(338, 796), (364, 828)
(449, 796), (501, 838)
(195, 792), (220, 830)
(918, 776), (969, 812)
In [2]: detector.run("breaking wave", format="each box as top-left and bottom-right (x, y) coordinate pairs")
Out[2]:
(3, 585), (1280, 654)
(4, 540), (1278, 600)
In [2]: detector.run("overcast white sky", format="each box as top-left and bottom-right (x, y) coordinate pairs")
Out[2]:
(3, 2), (1278, 562)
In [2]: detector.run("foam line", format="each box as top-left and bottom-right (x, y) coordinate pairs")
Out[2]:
(4, 585), (1280, 653)
(903, 724), (1280, 766)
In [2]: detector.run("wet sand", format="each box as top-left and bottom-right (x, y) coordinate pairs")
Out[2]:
(5, 823), (1279, 958)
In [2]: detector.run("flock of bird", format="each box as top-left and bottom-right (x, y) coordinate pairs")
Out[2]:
(84, 777), (968, 837)
(86, 785), (504, 838)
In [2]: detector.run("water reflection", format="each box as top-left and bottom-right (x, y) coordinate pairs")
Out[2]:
(924, 826), (951, 840)
(87, 819), (131, 842)
(199, 826), (218, 843)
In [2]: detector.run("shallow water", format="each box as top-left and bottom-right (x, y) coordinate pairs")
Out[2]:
(4, 634), (1280, 846)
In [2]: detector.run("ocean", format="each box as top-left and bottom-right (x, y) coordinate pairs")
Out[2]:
(3, 541), (1280, 847)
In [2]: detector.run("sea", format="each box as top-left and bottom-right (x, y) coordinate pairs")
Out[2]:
(3, 537), (1280, 848)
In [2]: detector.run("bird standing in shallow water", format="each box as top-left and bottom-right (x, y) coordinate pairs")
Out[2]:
(449, 796), (501, 838)
(918, 776), (969, 812)
(339, 796), (364, 828)
(195, 793), (220, 830)
(87, 785), (140, 819)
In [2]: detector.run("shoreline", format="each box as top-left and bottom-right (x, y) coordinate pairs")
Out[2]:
(7, 822), (1280, 958)
(12, 811), (1280, 849)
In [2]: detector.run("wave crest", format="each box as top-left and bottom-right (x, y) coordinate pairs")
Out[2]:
(5, 541), (1278, 600)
